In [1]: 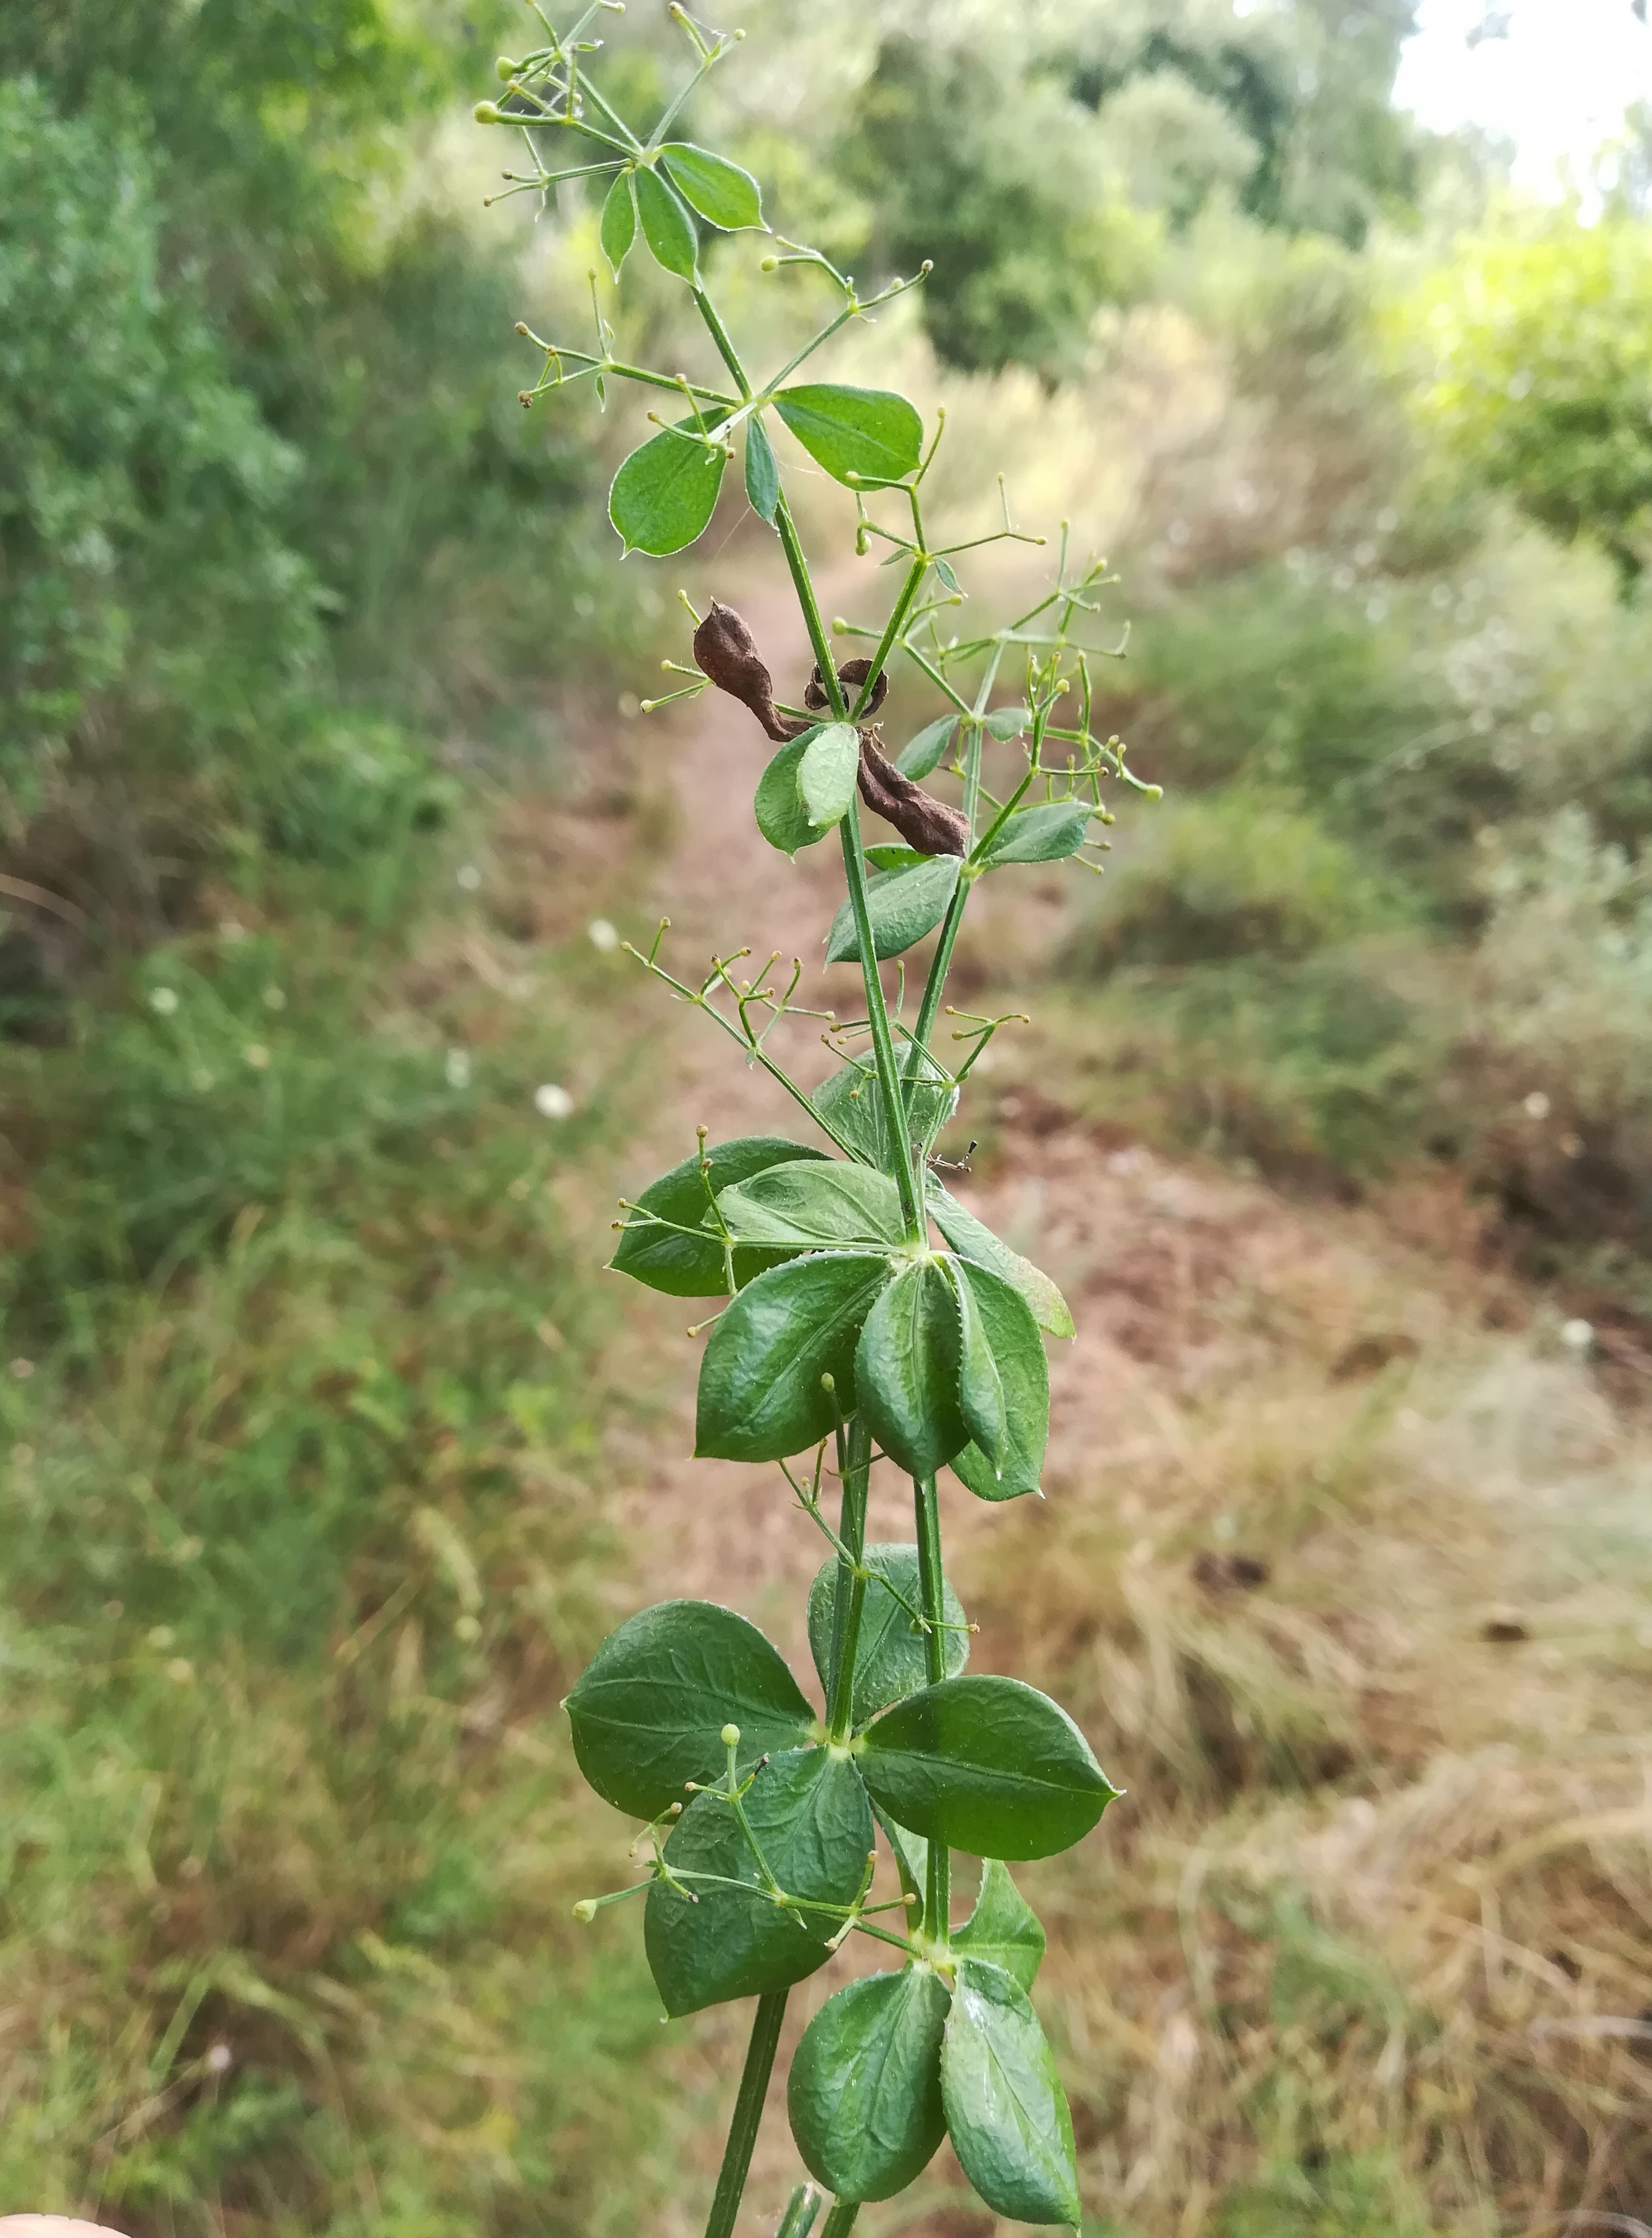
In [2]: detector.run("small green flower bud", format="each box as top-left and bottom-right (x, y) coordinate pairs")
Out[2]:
(720, 1722), (741, 1748)
(474, 100), (503, 124)
(495, 55), (519, 81)
(573, 1898), (597, 1923)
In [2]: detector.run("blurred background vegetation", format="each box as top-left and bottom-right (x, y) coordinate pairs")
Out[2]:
(3, 1), (1651, 2233)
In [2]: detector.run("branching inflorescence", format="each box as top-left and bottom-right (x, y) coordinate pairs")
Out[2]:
(478, 9), (1156, 2232)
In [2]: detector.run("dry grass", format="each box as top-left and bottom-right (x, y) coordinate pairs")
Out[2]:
(858, 1123), (1652, 2236)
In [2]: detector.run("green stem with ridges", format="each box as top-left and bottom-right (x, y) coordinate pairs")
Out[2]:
(826, 1418), (872, 1743)
(703, 1990), (789, 2238)
(913, 1473), (950, 1941)
(820, 2203), (860, 2238)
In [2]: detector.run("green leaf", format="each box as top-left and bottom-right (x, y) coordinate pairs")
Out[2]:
(813, 1046), (956, 1168)
(788, 1968), (950, 2201)
(951, 1258), (1007, 1472)
(855, 1258), (968, 1480)
(978, 801), (1091, 868)
(565, 1599), (815, 1818)
(609, 419), (727, 557)
(599, 170), (635, 277)
(984, 705), (1031, 740)
(865, 843), (929, 873)
(773, 383), (923, 489)
(954, 1860), (1045, 1993)
(799, 721), (860, 829)
(858, 1674), (1117, 1861)
(895, 714), (957, 780)
(825, 854), (963, 965)
(717, 1161), (906, 1251)
(660, 142), (765, 230)
(807, 1544), (969, 1728)
(928, 1182), (1075, 1340)
(948, 1258), (1047, 1498)
(644, 1748), (873, 2014)
(941, 1958), (1080, 2227)
(744, 414), (780, 525)
(754, 729), (823, 856)
(634, 162), (699, 279)
(935, 556), (962, 595)
(611, 1136), (828, 1297)
(695, 1251), (891, 1462)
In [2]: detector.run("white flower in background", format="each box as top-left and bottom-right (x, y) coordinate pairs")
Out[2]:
(149, 986), (179, 1016)
(456, 863), (482, 891)
(587, 917), (619, 952)
(1561, 1318), (1594, 1353)
(1523, 1090), (1551, 1119)
(534, 1082), (574, 1119)
(445, 1049), (472, 1090)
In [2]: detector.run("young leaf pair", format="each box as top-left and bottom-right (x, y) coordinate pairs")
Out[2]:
(610, 385), (922, 556)
(695, 1157), (1050, 1492)
(790, 1921), (1079, 2226)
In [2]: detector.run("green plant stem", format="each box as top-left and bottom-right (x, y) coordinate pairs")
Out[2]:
(908, 877), (969, 1096)
(849, 555), (928, 721)
(913, 1473), (950, 1941)
(704, 1989), (789, 2238)
(776, 2186), (824, 2238)
(827, 1418), (872, 1743)
(773, 496), (921, 1237)
(693, 285), (751, 397)
(820, 2200), (860, 2238)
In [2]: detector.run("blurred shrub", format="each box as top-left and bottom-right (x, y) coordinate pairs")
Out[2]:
(0, 7), (619, 979)
(1402, 214), (1652, 579)
(1066, 792), (1400, 973)
(1456, 809), (1652, 1275)
(0, 83), (324, 908)
(841, 33), (1154, 382)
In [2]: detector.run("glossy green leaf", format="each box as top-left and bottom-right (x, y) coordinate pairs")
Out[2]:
(799, 721), (860, 829)
(807, 1544), (968, 1728)
(634, 161), (698, 279)
(978, 801), (1091, 867)
(744, 414), (780, 525)
(984, 704), (1031, 740)
(858, 1674), (1116, 1861)
(774, 383), (923, 489)
(565, 1599), (815, 1818)
(954, 1860), (1045, 1993)
(895, 714), (957, 780)
(942, 1958), (1080, 2227)
(643, 1747), (872, 2014)
(754, 729), (824, 855)
(813, 1047), (956, 1169)
(865, 843), (929, 873)
(948, 1258), (1047, 1498)
(660, 142), (765, 230)
(611, 1135), (827, 1297)
(855, 1258), (968, 1479)
(951, 1258), (1008, 1471)
(599, 170), (635, 277)
(824, 853), (963, 965)
(788, 1968), (950, 2201)
(716, 1161), (905, 1251)
(609, 418), (727, 556)
(695, 1250), (891, 1462)
(928, 1182), (1075, 1340)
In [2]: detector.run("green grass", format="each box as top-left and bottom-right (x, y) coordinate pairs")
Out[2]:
(0, 818), (679, 2234)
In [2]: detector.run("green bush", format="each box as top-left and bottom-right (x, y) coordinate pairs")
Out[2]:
(1065, 791), (1400, 972)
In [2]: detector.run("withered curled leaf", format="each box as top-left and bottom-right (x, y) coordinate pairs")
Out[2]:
(857, 734), (971, 858)
(805, 658), (888, 719)
(692, 601), (802, 742)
